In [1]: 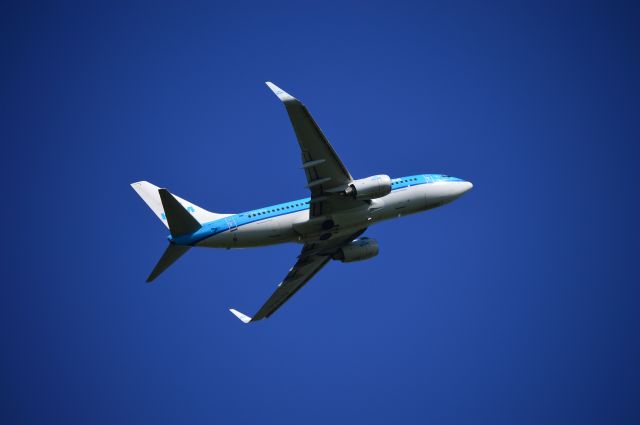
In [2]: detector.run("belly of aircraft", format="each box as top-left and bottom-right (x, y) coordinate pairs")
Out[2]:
(197, 212), (301, 248)
(196, 185), (442, 249)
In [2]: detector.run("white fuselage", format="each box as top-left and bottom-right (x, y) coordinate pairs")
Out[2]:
(186, 175), (472, 249)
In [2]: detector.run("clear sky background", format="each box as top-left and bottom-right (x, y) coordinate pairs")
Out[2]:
(2, 1), (639, 424)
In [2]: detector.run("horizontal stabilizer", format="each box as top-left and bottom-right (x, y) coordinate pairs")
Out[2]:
(229, 309), (252, 324)
(147, 244), (191, 282)
(159, 189), (202, 237)
(131, 181), (230, 228)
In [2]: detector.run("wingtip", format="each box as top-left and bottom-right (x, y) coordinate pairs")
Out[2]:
(265, 81), (296, 102)
(229, 308), (252, 324)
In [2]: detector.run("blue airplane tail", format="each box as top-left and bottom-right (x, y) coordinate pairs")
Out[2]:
(145, 188), (203, 282)
(150, 188), (201, 282)
(157, 188), (201, 237)
(131, 182), (211, 282)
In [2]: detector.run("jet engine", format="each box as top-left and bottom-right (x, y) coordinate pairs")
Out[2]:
(333, 237), (379, 262)
(344, 175), (392, 200)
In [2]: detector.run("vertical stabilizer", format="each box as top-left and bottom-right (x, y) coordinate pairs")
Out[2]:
(130, 181), (230, 228)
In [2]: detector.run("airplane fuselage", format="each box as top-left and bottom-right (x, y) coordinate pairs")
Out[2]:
(132, 82), (474, 322)
(170, 174), (472, 249)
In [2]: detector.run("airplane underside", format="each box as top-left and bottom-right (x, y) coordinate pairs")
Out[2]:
(195, 180), (469, 249)
(131, 82), (472, 323)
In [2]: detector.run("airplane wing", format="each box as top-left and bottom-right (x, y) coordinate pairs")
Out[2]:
(266, 82), (365, 217)
(230, 228), (366, 323)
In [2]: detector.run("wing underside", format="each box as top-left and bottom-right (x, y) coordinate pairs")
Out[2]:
(230, 229), (366, 323)
(266, 82), (366, 217)
(230, 84), (372, 323)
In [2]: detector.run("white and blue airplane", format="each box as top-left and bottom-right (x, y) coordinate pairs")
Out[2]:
(131, 82), (472, 323)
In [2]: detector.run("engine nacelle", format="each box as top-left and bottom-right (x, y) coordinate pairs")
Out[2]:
(333, 237), (379, 263)
(345, 175), (392, 200)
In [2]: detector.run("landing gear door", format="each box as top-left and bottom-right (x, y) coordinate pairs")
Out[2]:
(225, 216), (238, 232)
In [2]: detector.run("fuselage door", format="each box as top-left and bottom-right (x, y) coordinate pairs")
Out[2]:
(225, 216), (238, 232)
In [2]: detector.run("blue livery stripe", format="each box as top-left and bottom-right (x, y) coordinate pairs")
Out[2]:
(170, 174), (460, 245)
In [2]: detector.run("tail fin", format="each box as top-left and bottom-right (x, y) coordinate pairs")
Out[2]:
(147, 244), (191, 282)
(131, 181), (221, 282)
(130, 181), (228, 228)
(143, 188), (201, 281)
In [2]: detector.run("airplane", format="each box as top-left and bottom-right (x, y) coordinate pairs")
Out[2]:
(131, 82), (473, 324)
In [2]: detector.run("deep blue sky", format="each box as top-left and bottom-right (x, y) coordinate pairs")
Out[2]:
(2, 1), (639, 424)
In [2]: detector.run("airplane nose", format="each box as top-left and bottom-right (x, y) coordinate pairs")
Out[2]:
(452, 181), (473, 198)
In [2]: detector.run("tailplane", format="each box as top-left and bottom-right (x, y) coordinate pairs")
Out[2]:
(158, 188), (201, 237)
(130, 181), (228, 228)
(144, 188), (201, 282)
(147, 244), (191, 282)
(131, 181), (228, 282)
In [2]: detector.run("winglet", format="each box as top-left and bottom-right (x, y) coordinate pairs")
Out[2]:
(229, 308), (252, 324)
(265, 82), (296, 102)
